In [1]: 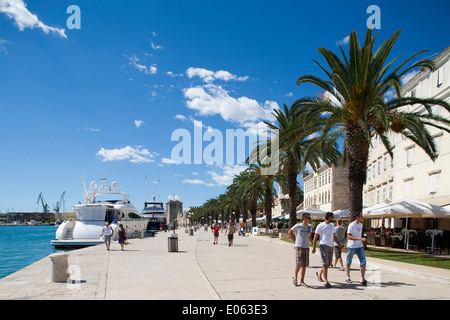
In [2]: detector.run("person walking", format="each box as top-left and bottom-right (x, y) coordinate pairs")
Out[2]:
(345, 212), (367, 285)
(288, 213), (312, 287)
(212, 224), (220, 245)
(118, 224), (127, 251)
(312, 212), (342, 288)
(333, 218), (347, 271)
(101, 222), (114, 251)
(225, 221), (236, 247)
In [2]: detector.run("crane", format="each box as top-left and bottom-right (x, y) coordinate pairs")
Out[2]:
(54, 191), (66, 215)
(36, 192), (50, 214)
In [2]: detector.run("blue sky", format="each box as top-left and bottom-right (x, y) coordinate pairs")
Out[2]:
(0, 0), (449, 213)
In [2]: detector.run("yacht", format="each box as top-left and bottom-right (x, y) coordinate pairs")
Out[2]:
(51, 177), (144, 249)
(142, 196), (167, 231)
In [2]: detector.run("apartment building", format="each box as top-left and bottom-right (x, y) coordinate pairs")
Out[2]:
(363, 46), (450, 229)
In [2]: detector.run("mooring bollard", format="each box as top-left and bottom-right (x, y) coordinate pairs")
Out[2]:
(49, 253), (70, 283)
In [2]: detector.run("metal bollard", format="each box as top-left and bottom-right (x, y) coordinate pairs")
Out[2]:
(49, 253), (70, 283)
(189, 228), (194, 236)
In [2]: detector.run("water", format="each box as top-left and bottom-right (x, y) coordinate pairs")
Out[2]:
(0, 225), (61, 279)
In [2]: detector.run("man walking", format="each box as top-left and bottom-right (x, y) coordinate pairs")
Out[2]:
(333, 218), (347, 271)
(345, 212), (367, 285)
(312, 212), (342, 288)
(225, 221), (236, 247)
(288, 213), (312, 287)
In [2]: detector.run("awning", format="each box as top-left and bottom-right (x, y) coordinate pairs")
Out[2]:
(418, 195), (450, 207)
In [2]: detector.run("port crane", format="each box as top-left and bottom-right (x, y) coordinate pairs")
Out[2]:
(54, 191), (66, 215)
(36, 192), (50, 214)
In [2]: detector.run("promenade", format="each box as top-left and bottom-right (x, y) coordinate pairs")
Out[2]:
(0, 228), (449, 300)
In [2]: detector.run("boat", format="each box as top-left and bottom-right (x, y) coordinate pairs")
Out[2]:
(51, 176), (144, 249)
(142, 196), (167, 231)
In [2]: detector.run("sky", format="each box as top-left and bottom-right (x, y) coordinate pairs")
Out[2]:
(0, 0), (449, 213)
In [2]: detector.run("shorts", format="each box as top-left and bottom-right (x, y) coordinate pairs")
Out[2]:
(346, 247), (366, 267)
(227, 234), (234, 241)
(214, 233), (219, 237)
(319, 244), (333, 266)
(295, 247), (309, 267)
(104, 235), (112, 245)
(334, 245), (342, 259)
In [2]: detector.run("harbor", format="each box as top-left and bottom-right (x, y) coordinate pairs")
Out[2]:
(0, 227), (449, 300)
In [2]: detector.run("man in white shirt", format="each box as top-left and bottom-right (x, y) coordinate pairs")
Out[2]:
(345, 212), (367, 285)
(312, 212), (342, 288)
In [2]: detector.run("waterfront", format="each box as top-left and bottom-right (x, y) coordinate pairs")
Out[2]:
(0, 225), (61, 279)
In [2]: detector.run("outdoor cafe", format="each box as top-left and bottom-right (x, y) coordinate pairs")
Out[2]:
(298, 199), (450, 254)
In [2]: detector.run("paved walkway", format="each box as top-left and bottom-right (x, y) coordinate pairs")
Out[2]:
(0, 228), (449, 300)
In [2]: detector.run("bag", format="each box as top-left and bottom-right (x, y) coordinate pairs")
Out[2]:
(124, 240), (129, 245)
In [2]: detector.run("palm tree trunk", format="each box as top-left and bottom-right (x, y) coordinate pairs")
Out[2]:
(346, 127), (370, 222)
(250, 195), (258, 227)
(286, 152), (299, 228)
(264, 182), (273, 232)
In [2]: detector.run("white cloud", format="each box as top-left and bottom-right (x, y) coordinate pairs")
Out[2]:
(206, 164), (247, 187)
(401, 69), (420, 85)
(0, 0), (66, 38)
(127, 55), (157, 75)
(336, 35), (349, 46)
(151, 40), (164, 50)
(96, 146), (155, 164)
(182, 179), (205, 185)
(183, 84), (278, 124)
(174, 114), (187, 121)
(161, 157), (176, 164)
(134, 120), (144, 128)
(285, 92), (293, 97)
(186, 67), (248, 83)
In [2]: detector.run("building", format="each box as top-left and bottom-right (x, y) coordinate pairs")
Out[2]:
(302, 162), (350, 212)
(363, 46), (450, 230)
(166, 198), (183, 227)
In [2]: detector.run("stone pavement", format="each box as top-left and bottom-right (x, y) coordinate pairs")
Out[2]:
(0, 228), (449, 300)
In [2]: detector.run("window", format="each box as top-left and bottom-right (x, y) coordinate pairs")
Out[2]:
(406, 148), (414, 167)
(429, 173), (439, 194)
(382, 187), (386, 201)
(372, 164), (376, 177)
(411, 89), (416, 97)
(404, 180), (412, 197)
(437, 67), (444, 87)
(383, 155), (388, 170)
(377, 159), (381, 175)
(376, 189), (380, 203)
(389, 185), (393, 200)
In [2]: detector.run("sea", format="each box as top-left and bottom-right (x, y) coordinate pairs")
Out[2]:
(0, 225), (63, 280)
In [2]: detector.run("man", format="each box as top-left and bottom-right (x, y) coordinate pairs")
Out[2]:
(288, 213), (312, 287)
(345, 212), (367, 285)
(312, 212), (342, 288)
(101, 222), (114, 251)
(225, 221), (236, 247)
(333, 218), (347, 271)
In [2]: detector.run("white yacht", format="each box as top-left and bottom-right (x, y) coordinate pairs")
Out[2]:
(141, 196), (167, 230)
(51, 177), (144, 249)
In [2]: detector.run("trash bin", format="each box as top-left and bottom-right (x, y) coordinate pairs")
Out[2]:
(168, 235), (178, 252)
(49, 253), (70, 283)
(189, 228), (194, 236)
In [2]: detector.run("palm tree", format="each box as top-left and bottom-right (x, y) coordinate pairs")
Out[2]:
(296, 28), (450, 221)
(264, 104), (341, 228)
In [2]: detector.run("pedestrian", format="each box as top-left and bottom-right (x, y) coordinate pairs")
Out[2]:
(212, 224), (220, 245)
(333, 218), (347, 271)
(288, 213), (312, 287)
(345, 212), (367, 286)
(225, 221), (236, 247)
(118, 224), (127, 251)
(311, 212), (342, 288)
(101, 222), (114, 251)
